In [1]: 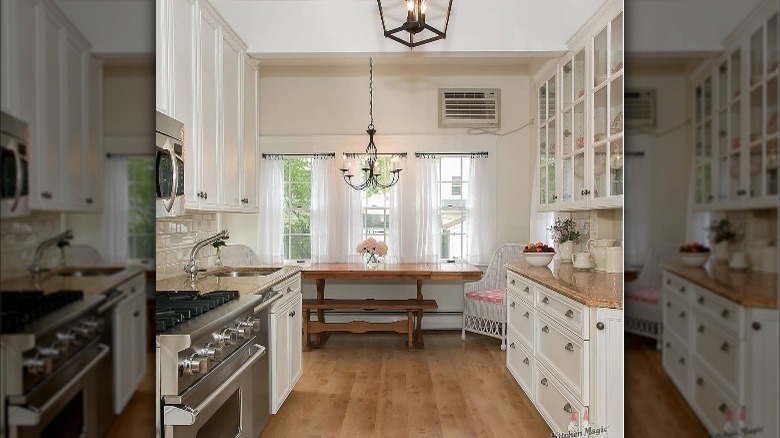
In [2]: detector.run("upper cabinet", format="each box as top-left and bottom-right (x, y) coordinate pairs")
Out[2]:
(157, 0), (260, 214)
(536, 2), (623, 212)
(693, 3), (779, 211)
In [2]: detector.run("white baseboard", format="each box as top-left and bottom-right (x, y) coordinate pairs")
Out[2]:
(312, 311), (464, 330)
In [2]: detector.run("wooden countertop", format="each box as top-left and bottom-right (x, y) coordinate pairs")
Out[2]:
(506, 261), (623, 309)
(662, 262), (778, 309)
(156, 265), (303, 296)
(0, 265), (146, 297)
(303, 263), (483, 281)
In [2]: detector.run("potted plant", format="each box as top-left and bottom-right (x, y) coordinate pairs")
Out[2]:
(706, 219), (737, 262)
(548, 218), (581, 263)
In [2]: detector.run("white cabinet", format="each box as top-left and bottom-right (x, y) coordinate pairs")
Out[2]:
(241, 57), (260, 212)
(194, 5), (221, 210)
(1, 0), (38, 126)
(63, 34), (87, 210)
(269, 274), (303, 414)
(83, 58), (104, 212)
(506, 270), (624, 436)
(221, 33), (243, 211)
(112, 273), (147, 414)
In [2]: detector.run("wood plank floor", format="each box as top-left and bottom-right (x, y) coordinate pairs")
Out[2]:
(624, 334), (707, 437)
(262, 331), (551, 438)
(105, 352), (156, 438)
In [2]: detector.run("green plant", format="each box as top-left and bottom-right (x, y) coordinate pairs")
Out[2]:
(548, 218), (581, 244)
(706, 219), (737, 244)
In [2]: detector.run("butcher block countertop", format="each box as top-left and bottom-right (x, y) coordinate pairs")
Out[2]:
(156, 265), (303, 296)
(0, 265), (146, 297)
(663, 261), (778, 309)
(506, 261), (623, 309)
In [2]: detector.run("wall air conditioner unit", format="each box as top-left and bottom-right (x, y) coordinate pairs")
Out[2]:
(625, 89), (656, 130)
(439, 88), (500, 128)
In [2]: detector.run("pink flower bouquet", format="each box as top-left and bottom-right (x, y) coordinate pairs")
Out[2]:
(356, 237), (388, 265)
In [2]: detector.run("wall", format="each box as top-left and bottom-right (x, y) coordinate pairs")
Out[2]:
(156, 212), (220, 280)
(0, 213), (62, 280)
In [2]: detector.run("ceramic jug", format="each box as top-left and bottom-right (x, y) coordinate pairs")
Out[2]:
(605, 247), (623, 273)
(587, 239), (616, 272)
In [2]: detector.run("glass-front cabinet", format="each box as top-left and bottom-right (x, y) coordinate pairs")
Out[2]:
(693, 8), (779, 210)
(538, 73), (557, 211)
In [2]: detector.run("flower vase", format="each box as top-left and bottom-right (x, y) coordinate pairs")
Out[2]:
(215, 247), (223, 267)
(558, 241), (574, 263)
(713, 241), (729, 262)
(365, 252), (380, 269)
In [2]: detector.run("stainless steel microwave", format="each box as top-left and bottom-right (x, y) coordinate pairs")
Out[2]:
(155, 111), (185, 217)
(1, 111), (30, 218)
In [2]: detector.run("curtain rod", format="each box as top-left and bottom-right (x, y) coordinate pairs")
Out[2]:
(106, 153), (154, 158)
(343, 152), (408, 158)
(262, 153), (336, 159)
(415, 151), (489, 158)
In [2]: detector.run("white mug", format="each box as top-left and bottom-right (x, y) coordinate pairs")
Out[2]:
(573, 252), (593, 269)
(729, 252), (749, 270)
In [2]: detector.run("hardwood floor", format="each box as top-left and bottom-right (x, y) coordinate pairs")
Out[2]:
(262, 331), (551, 438)
(624, 334), (707, 437)
(105, 352), (156, 438)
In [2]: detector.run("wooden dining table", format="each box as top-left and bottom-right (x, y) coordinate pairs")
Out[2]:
(302, 262), (483, 348)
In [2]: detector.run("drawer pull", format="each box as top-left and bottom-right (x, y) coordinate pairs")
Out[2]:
(287, 287), (292, 293)
(752, 322), (761, 331)
(289, 310), (296, 317)
(542, 297), (549, 304)
(563, 403), (573, 413)
(511, 279), (516, 285)
(696, 377), (704, 386)
(565, 310), (574, 318)
(720, 342), (730, 352)
(666, 302), (672, 308)
(564, 343), (574, 352)
(665, 342), (671, 349)
(680, 287), (686, 293)
(522, 358), (529, 365)
(523, 311), (530, 319)
(541, 378), (549, 386)
(721, 309), (730, 319)
(596, 322), (605, 330)
(666, 279), (671, 285)
(719, 404), (729, 413)
(698, 325), (705, 333)
(697, 296), (705, 304)
(524, 287), (530, 294)
(678, 357), (685, 365)
(510, 342), (516, 349)
(510, 301), (516, 308)
(679, 311), (686, 318)
(541, 326), (549, 333)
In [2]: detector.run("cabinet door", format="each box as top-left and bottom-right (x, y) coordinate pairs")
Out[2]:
(746, 308), (779, 437)
(83, 57), (102, 212)
(196, 7), (221, 209)
(171, 0), (197, 208)
(63, 36), (85, 210)
(290, 294), (303, 386)
(113, 296), (135, 413)
(131, 290), (147, 388)
(271, 306), (290, 414)
(220, 34), (242, 211)
(589, 308), (624, 437)
(156, 0), (170, 114)
(242, 58), (259, 212)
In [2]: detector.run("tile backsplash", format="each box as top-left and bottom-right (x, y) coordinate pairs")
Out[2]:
(561, 209), (623, 252)
(0, 213), (62, 281)
(156, 212), (220, 280)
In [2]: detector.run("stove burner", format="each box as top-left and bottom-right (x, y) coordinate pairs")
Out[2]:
(1, 290), (85, 334)
(155, 291), (240, 333)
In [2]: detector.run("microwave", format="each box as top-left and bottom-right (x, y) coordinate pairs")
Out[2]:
(156, 111), (185, 217)
(1, 111), (30, 218)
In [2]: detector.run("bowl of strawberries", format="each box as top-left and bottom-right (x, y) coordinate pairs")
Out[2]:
(679, 242), (710, 267)
(522, 242), (556, 267)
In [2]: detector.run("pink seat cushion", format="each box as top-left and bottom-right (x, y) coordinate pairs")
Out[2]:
(466, 289), (505, 304)
(626, 288), (660, 305)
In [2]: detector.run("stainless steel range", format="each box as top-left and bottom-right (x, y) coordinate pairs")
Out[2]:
(1, 290), (111, 438)
(156, 289), (278, 437)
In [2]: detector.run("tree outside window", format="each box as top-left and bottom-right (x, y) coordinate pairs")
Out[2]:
(439, 156), (469, 260)
(283, 158), (312, 261)
(127, 157), (155, 263)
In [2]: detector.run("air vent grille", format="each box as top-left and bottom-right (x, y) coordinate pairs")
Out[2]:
(625, 89), (656, 130)
(439, 88), (500, 127)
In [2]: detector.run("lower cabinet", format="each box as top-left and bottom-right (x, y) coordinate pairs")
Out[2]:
(506, 270), (623, 436)
(269, 274), (303, 414)
(112, 273), (147, 414)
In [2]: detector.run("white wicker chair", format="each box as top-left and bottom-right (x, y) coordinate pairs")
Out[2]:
(219, 244), (261, 266)
(625, 243), (681, 349)
(461, 244), (526, 350)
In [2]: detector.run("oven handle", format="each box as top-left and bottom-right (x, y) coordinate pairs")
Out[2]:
(163, 146), (177, 212)
(7, 344), (109, 426)
(10, 141), (22, 212)
(164, 343), (267, 426)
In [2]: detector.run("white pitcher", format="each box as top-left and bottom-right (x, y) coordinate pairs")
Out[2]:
(587, 239), (616, 272)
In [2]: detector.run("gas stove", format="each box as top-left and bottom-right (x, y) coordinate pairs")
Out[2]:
(1, 290), (85, 334)
(155, 290), (242, 333)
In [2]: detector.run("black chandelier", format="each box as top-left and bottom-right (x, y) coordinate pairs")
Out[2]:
(377, 0), (453, 48)
(340, 58), (402, 191)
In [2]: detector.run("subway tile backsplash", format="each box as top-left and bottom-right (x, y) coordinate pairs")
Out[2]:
(156, 212), (219, 280)
(0, 213), (62, 281)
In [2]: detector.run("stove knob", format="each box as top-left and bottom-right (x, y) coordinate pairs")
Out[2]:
(236, 322), (253, 339)
(56, 331), (77, 346)
(23, 357), (54, 375)
(82, 319), (104, 333)
(200, 343), (223, 361)
(213, 328), (238, 346)
(72, 325), (95, 338)
(181, 354), (209, 375)
(38, 346), (61, 358)
(245, 317), (262, 332)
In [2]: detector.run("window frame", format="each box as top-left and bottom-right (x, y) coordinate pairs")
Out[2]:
(126, 156), (155, 266)
(438, 155), (470, 261)
(282, 157), (313, 262)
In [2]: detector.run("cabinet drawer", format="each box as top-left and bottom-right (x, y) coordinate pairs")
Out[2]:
(661, 329), (690, 395)
(507, 290), (534, 349)
(662, 291), (690, 345)
(693, 287), (743, 338)
(536, 313), (588, 405)
(690, 359), (740, 434)
(535, 363), (584, 434)
(270, 273), (302, 310)
(662, 272), (691, 301)
(507, 272), (534, 305)
(692, 311), (742, 398)
(506, 332), (534, 399)
(536, 286), (588, 339)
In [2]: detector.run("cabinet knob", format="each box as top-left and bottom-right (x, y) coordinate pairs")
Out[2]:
(696, 377), (704, 386)
(666, 279), (671, 285)
(720, 342), (730, 352)
(678, 357), (685, 365)
(698, 325), (705, 333)
(524, 311), (530, 319)
(680, 287), (686, 293)
(510, 342), (515, 349)
(679, 311), (686, 319)
(540, 378), (548, 386)
(564, 343), (574, 352)
(596, 322), (605, 330)
(85, 198), (93, 204)
(697, 296), (704, 304)
(524, 287), (530, 294)
(510, 279), (515, 285)
(565, 310), (574, 318)
(666, 301), (672, 308)
(522, 358), (529, 365)
(719, 403), (729, 413)
(541, 326), (549, 333)
(41, 191), (52, 199)
(133, 311), (140, 317)
(289, 310), (296, 317)
(720, 309), (730, 319)
(665, 342), (671, 349)
(752, 322), (761, 331)
(510, 301), (516, 308)
(552, 195), (558, 201)
(542, 297), (549, 304)
(563, 403), (573, 413)
(203, 192), (208, 200)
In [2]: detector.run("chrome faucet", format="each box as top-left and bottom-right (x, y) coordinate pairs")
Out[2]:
(29, 230), (74, 275)
(184, 230), (229, 281)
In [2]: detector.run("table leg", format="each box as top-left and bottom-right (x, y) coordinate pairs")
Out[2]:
(416, 310), (425, 348)
(314, 279), (326, 348)
(407, 310), (414, 350)
(303, 308), (311, 352)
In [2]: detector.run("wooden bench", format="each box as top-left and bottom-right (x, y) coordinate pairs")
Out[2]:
(302, 298), (438, 350)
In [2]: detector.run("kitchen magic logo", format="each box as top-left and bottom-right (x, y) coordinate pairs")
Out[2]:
(551, 426), (609, 438)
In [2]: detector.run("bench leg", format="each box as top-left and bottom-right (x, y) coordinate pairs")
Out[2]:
(303, 308), (311, 352)
(416, 310), (425, 348)
(407, 310), (414, 350)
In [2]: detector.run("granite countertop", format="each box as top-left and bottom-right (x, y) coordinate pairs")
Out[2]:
(156, 265), (303, 296)
(0, 265), (146, 297)
(506, 261), (623, 309)
(662, 261), (778, 308)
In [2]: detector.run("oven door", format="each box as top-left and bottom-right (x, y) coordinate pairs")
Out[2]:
(162, 341), (267, 438)
(1, 135), (30, 218)
(6, 343), (109, 438)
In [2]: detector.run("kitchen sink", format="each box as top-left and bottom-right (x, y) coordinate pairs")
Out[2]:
(54, 267), (125, 277)
(208, 268), (282, 278)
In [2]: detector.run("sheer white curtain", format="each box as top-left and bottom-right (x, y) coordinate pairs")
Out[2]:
(466, 154), (496, 265)
(414, 155), (441, 262)
(101, 157), (129, 264)
(624, 142), (653, 266)
(310, 155), (338, 263)
(257, 158), (285, 264)
(341, 155), (364, 263)
(386, 154), (407, 263)
(529, 163), (554, 244)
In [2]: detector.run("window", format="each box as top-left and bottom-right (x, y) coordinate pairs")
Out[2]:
(360, 156), (393, 245)
(127, 158), (155, 263)
(439, 156), (469, 260)
(283, 158), (312, 261)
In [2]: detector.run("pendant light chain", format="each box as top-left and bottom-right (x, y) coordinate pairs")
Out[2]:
(369, 58), (374, 129)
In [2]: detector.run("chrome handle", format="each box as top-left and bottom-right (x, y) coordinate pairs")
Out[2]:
(540, 378), (548, 386)
(542, 326), (549, 333)
(510, 301), (516, 308)
(10, 146), (21, 211)
(720, 342), (730, 352)
(565, 310), (574, 318)
(510, 343), (515, 349)
(522, 358), (529, 365)
(524, 311), (530, 318)
(565, 343), (574, 352)
(563, 403), (572, 413)
(163, 148), (176, 212)
(542, 297), (549, 304)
